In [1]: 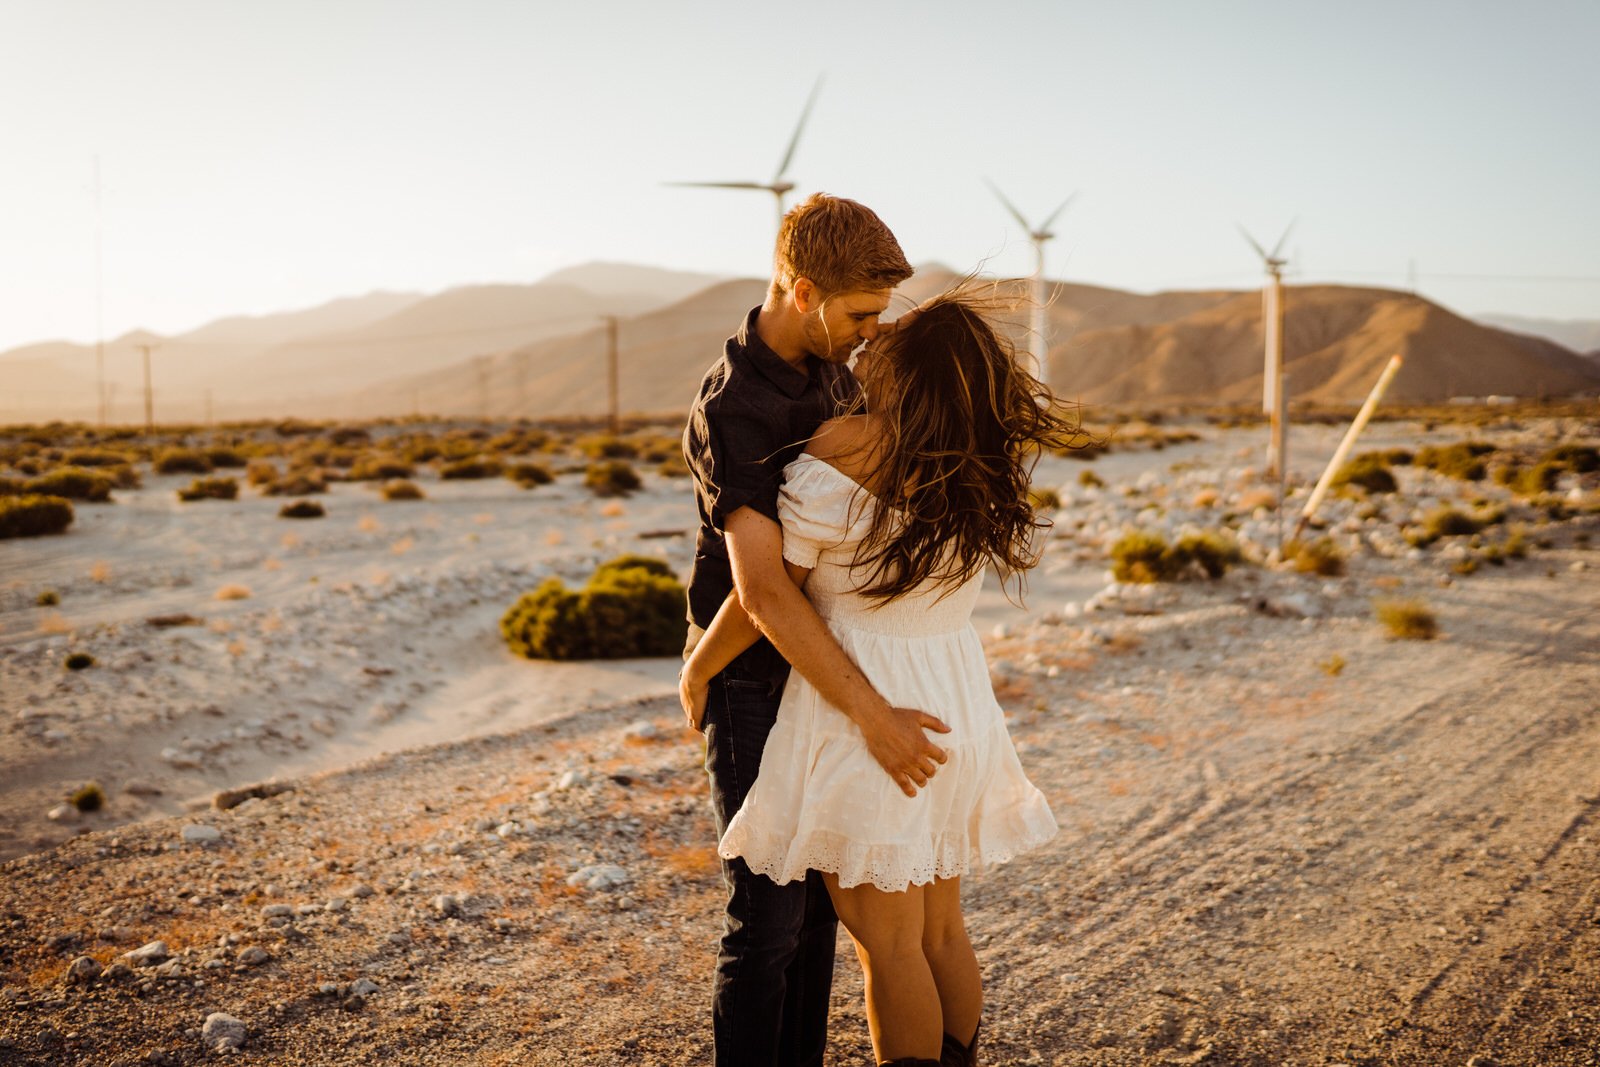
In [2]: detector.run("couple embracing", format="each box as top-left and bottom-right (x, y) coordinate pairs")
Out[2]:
(679, 194), (1077, 1066)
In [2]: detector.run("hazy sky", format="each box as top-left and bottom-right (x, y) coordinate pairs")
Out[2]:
(2, 0), (1596, 351)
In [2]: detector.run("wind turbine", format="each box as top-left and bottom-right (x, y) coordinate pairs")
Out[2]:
(986, 179), (1076, 382)
(666, 78), (824, 234)
(1239, 220), (1294, 477)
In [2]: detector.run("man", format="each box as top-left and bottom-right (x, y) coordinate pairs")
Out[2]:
(682, 193), (951, 1067)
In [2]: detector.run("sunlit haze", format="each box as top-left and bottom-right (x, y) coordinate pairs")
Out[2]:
(2, 0), (1596, 351)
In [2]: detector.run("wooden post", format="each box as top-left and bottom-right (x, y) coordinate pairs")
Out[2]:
(1295, 353), (1405, 539)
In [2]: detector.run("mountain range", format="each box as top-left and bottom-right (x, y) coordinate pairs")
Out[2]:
(1, 262), (1595, 424)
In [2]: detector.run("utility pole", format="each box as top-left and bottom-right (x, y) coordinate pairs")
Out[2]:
(601, 315), (620, 435)
(137, 343), (158, 433)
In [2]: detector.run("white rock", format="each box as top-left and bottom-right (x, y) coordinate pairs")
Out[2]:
(47, 804), (79, 823)
(181, 824), (222, 845)
(124, 940), (171, 967)
(259, 904), (294, 920)
(65, 955), (102, 983)
(236, 946), (270, 967)
(325, 897), (349, 913)
(565, 864), (630, 891)
(431, 893), (461, 916)
(623, 720), (661, 741)
(555, 769), (586, 791)
(495, 821), (521, 839)
(202, 1012), (248, 1052)
(350, 978), (380, 996)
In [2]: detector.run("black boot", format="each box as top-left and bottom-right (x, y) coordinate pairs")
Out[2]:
(940, 1021), (981, 1066)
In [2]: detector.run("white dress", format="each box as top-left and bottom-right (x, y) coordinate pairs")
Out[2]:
(717, 454), (1058, 892)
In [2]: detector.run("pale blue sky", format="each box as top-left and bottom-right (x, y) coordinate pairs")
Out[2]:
(2, 0), (1596, 351)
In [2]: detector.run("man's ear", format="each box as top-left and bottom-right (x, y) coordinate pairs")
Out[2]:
(792, 276), (818, 314)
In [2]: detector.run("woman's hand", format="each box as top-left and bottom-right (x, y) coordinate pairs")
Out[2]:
(679, 665), (710, 732)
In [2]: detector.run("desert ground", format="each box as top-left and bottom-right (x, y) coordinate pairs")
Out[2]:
(2, 411), (1598, 1066)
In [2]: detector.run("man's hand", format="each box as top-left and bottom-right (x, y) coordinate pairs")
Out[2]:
(679, 667), (709, 732)
(858, 705), (952, 798)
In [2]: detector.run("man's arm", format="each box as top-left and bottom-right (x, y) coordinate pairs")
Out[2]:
(724, 505), (949, 797)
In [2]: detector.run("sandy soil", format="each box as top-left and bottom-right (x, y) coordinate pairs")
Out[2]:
(3, 418), (1598, 1065)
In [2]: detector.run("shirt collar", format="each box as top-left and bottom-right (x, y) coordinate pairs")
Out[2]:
(730, 306), (817, 399)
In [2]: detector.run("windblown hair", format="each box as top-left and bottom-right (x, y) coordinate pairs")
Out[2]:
(848, 283), (1090, 602)
(772, 193), (913, 298)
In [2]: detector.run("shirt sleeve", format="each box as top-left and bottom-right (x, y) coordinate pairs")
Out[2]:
(702, 399), (784, 531)
(777, 461), (855, 569)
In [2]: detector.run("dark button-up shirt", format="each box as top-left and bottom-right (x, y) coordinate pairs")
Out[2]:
(683, 306), (861, 684)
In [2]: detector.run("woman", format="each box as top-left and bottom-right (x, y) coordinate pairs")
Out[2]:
(680, 287), (1081, 1066)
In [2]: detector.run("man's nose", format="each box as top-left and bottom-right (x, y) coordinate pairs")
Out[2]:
(859, 320), (880, 341)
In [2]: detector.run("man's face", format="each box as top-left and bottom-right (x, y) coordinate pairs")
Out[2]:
(800, 287), (893, 364)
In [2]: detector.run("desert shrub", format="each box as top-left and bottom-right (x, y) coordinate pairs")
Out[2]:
(1503, 527), (1529, 559)
(26, 467), (113, 502)
(1028, 487), (1062, 511)
(404, 440), (443, 464)
(245, 460), (279, 486)
(1415, 442), (1492, 482)
(64, 652), (95, 671)
(1110, 530), (1181, 583)
(381, 479), (425, 501)
(1175, 530), (1242, 578)
(348, 455), (415, 481)
(0, 495), (75, 538)
(1410, 506), (1483, 547)
(1078, 469), (1106, 489)
(278, 499), (326, 519)
(0, 474), (24, 496)
(1283, 537), (1346, 576)
(508, 461), (554, 488)
(261, 470), (327, 496)
(204, 447), (246, 468)
(154, 448), (213, 475)
(1332, 453), (1397, 494)
(656, 453), (691, 478)
(63, 448), (132, 467)
(68, 781), (104, 812)
(488, 428), (550, 455)
(325, 426), (371, 447)
(103, 463), (142, 489)
(1509, 461), (1562, 498)
(1375, 598), (1438, 640)
(1543, 443), (1599, 473)
(1379, 448), (1414, 466)
(36, 589), (60, 606)
(585, 460), (641, 497)
(177, 477), (239, 502)
(1319, 653), (1346, 677)
(1451, 555), (1481, 575)
(577, 434), (638, 460)
(440, 457), (504, 480)
(501, 556), (687, 661)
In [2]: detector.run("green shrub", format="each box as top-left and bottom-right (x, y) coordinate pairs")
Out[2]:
(501, 556), (687, 661)
(1379, 448), (1414, 466)
(1543, 443), (1599, 473)
(348, 455), (416, 481)
(1375, 598), (1438, 640)
(585, 460), (641, 497)
(36, 589), (60, 606)
(0, 474), (25, 496)
(440, 457), (504, 480)
(1331, 453), (1397, 494)
(1028, 487), (1062, 511)
(103, 463), (142, 489)
(1283, 537), (1345, 576)
(656, 454), (691, 478)
(262, 470), (327, 496)
(204, 447), (246, 468)
(69, 782), (104, 812)
(1077, 469), (1106, 489)
(508, 461), (554, 488)
(1410, 506), (1483, 547)
(1415, 442), (1492, 482)
(1174, 530), (1242, 579)
(26, 467), (113, 502)
(154, 448), (213, 475)
(1504, 527), (1529, 559)
(381, 479), (425, 501)
(1509, 461), (1562, 498)
(64, 652), (95, 671)
(63, 448), (133, 468)
(278, 499), (326, 519)
(0, 495), (75, 538)
(177, 477), (239, 502)
(577, 435), (638, 460)
(245, 460), (279, 486)
(1110, 530), (1180, 583)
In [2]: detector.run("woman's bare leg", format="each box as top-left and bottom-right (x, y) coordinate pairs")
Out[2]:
(822, 873), (942, 1062)
(921, 876), (981, 1045)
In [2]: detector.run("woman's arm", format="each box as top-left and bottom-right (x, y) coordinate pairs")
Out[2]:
(679, 560), (810, 730)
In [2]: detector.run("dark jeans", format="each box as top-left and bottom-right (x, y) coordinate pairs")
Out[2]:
(702, 665), (838, 1067)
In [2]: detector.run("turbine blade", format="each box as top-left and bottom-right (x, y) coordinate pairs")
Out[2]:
(1039, 192), (1078, 233)
(774, 75), (824, 182)
(1270, 218), (1297, 261)
(985, 178), (1033, 232)
(664, 181), (771, 191)
(1237, 224), (1269, 261)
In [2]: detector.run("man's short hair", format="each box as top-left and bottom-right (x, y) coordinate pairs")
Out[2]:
(772, 193), (913, 298)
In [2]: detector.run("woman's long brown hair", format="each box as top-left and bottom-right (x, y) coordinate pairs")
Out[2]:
(848, 282), (1091, 602)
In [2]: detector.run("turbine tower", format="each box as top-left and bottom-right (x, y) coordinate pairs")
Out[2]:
(1239, 220), (1294, 477)
(665, 77), (823, 234)
(986, 179), (1075, 382)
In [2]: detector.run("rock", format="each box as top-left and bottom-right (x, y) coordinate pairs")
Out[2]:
(325, 896), (349, 913)
(201, 1012), (247, 1052)
(555, 769), (586, 791)
(214, 781), (293, 810)
(47, 804), (80, 823)
(295, 903), (322, 916)
(180, 824), (222, 845)
(153, 958), (184, 979)
(236, 946), (270, 967)
(431, 893), (461, 917)
(349, 978), (380, 996)
(102, 961), (133, 982)
(495, 821), (521, 839)
(624, 720), (661, 741)
(161, 748), (204, 770)
(124, 941), (171, 967)
(65, 956), (102, 984)
(122, 779), (164, 797)
(259, 904), (294, 920)
(348, 884), (375, 899)
(565, 864), (630, 891)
